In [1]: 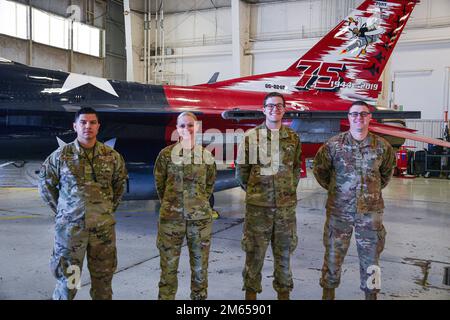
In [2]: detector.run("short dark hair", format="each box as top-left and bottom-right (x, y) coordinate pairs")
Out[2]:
(349, 100), (370, 111)
(263, 92), (286, 107)
(74, 107), (99, 122)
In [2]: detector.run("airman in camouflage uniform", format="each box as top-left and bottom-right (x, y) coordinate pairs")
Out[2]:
(39, 107), (127, 300)
(236, 92), (302, 300)
(313, 101), (396, 300)
(154, 112), (217, 300)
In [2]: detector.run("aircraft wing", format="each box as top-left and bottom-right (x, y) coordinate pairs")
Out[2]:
(95, 108), (450, 150)
(221, 110), (422, 121)
(222, 109), (450, 148)
(367, 122), (450, 148)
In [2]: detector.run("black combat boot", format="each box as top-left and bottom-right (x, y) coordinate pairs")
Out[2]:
(322, 288), (335, 300)
(365, 292), (377, 300)
(277, 292), (290, 300)
(245, 290), (257, 300)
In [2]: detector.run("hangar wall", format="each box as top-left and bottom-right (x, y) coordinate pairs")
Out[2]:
(133, 0), (450, 121)
(392, 33), (450, 120)
(0, 32), (105, 76)
(13, 0), (105, 28)
(0, 0), (126, 80)
(105, 0), (127, 81)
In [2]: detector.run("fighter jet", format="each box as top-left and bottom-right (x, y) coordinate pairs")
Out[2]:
(1, 0), (447, 200)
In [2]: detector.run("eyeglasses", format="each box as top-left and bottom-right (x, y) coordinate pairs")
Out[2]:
(348, 111), (371, 118)
(265, 103), (285, 111)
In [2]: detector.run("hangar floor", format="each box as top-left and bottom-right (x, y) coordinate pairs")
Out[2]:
(0, 172), (449, 300)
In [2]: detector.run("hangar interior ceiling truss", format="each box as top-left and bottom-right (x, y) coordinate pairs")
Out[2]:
(129, 0), (301, 15)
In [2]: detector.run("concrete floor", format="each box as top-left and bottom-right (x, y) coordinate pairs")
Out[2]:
(0, 172), (449, 300)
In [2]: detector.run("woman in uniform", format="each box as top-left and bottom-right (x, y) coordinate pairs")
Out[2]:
(153, 112), (217, 300)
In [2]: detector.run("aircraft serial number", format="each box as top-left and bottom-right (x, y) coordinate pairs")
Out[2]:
(265, 84), (286, 90)
(333, 81), (379, 91)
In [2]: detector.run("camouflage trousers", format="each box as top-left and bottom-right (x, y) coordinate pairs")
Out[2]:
(320, 210), (386, 293)
(242, 204), (298, 294)
(50, 223), (117, 300)
(157, 217), (212, 300)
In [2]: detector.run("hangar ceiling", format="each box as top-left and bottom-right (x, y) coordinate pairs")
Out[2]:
(129, 0), (297, 15)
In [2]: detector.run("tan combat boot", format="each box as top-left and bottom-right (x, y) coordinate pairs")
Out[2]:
(277, 292), (290, 300)
(322, 288), (335, 300)
(245, 290), (257, 300)
(365, 292), (377, 300)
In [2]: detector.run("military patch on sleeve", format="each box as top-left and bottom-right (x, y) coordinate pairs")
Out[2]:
(38, 165), (46, 179)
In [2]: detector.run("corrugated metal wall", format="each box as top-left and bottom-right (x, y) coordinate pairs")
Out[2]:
(405, 120), (449, 150)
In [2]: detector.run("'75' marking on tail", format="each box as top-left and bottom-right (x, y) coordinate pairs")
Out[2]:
(295, 60), (345, 91)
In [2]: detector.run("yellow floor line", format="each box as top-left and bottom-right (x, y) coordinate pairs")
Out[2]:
(0, 216), (38, 221)
(0, 187), (36, 190)
(0, 188), (37, 192)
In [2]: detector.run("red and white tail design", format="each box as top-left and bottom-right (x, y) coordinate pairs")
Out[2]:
(207, 0), (418, 104)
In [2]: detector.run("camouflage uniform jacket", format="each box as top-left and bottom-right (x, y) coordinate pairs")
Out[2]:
(153, 143), (216, 220)
(38, 140), (128, 228)
(313, 131), (396, 214)
(236, 122), (302, 208)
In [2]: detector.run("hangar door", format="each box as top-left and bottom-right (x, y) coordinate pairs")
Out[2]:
(396, 68), (450, 149)
(393, 70), (440, 120)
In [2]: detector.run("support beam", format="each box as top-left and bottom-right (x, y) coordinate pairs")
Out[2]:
(378, 59), (391, 109)
(231, 0), (251, 77)
(27, 0), (33, 66)
(69, 22), (74, 72)
(144, 0), (148, 83)
(444, 66), (449, 120)
(123, 0), (134, 81)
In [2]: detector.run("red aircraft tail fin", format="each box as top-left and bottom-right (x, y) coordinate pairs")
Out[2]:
(207, 0), (418, 104)
(287, 0), (418, 87)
